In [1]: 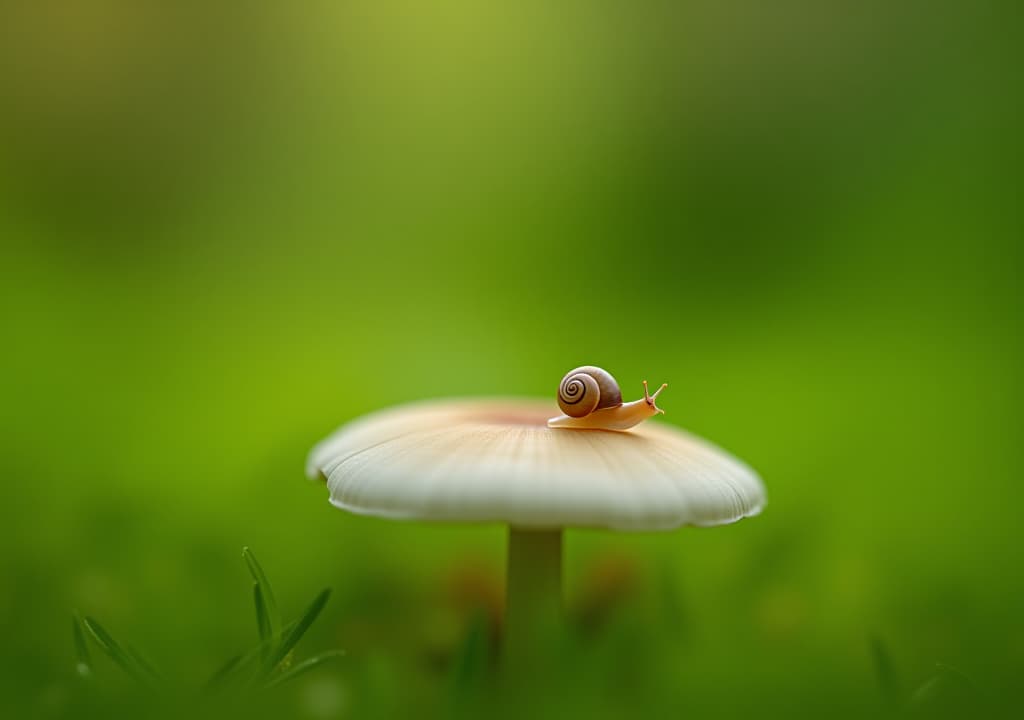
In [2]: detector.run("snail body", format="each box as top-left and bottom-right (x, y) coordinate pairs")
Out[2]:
(548, 366), (667, 431)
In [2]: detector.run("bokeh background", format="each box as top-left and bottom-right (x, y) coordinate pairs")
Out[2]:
(1, 1), (1020, 718)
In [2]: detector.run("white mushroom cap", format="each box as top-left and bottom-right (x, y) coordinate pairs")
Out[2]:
(306, 399), (765, 531)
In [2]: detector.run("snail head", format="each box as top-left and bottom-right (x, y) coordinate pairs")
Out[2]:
(642, 380), (667, 414)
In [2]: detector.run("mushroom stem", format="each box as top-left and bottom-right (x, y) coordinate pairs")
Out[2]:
(503, 526), (563, 678)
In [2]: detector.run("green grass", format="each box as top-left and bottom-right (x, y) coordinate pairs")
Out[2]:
(72, 549), (342, 700)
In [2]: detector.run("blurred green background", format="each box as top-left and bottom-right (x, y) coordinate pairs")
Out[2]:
(1, 1), (1020, 718)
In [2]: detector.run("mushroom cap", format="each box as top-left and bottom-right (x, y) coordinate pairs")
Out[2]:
(306, 399), (765, 531)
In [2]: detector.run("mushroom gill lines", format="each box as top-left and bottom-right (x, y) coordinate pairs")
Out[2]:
(323, 425), (457, 512)
(577, 430), (647, 528)
(645, 435), (755, 525)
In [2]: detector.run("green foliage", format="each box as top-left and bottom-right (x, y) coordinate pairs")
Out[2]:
(263, 650), (347, 689)
(263, 588), (331, 679)
(81, 616), (159, 687)
(244, 547), (281, 639)
(75, 548), (342, 696)
(909, 663), (987, 717)
(869, 635), (902, 710)
(71, 612), (92, 678)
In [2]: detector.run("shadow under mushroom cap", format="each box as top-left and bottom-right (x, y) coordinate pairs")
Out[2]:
(307, 399), (765, 531)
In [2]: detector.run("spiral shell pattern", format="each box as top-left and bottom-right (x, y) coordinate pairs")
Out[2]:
(557, 366), (623, 418)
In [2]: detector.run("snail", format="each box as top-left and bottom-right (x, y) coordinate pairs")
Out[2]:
(548, 365), (667, 431)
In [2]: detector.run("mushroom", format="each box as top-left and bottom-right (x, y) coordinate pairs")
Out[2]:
(305, 367), (765, 673)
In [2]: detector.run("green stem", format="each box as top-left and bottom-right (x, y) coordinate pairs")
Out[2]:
(503, 527), (563, 679)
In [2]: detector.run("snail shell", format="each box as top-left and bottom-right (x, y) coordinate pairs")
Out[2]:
(557, 366), (623, 418)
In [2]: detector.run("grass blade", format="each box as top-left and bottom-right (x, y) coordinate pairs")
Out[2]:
(202, 654), (244, 694)
(451, 610), (490, 695)
(263, 650), (346, 689)
(82, 617), (147, 684)
(127, 644), (161, 682)
(253, 582), (272, 662)
(243, 548), (280, 638)
(72, 612), (92, 677)
(868, 635), (901, 707)
(910, 662), (985, 712)
(265, 588), (331, 674)
(231, 618), (301, 687)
